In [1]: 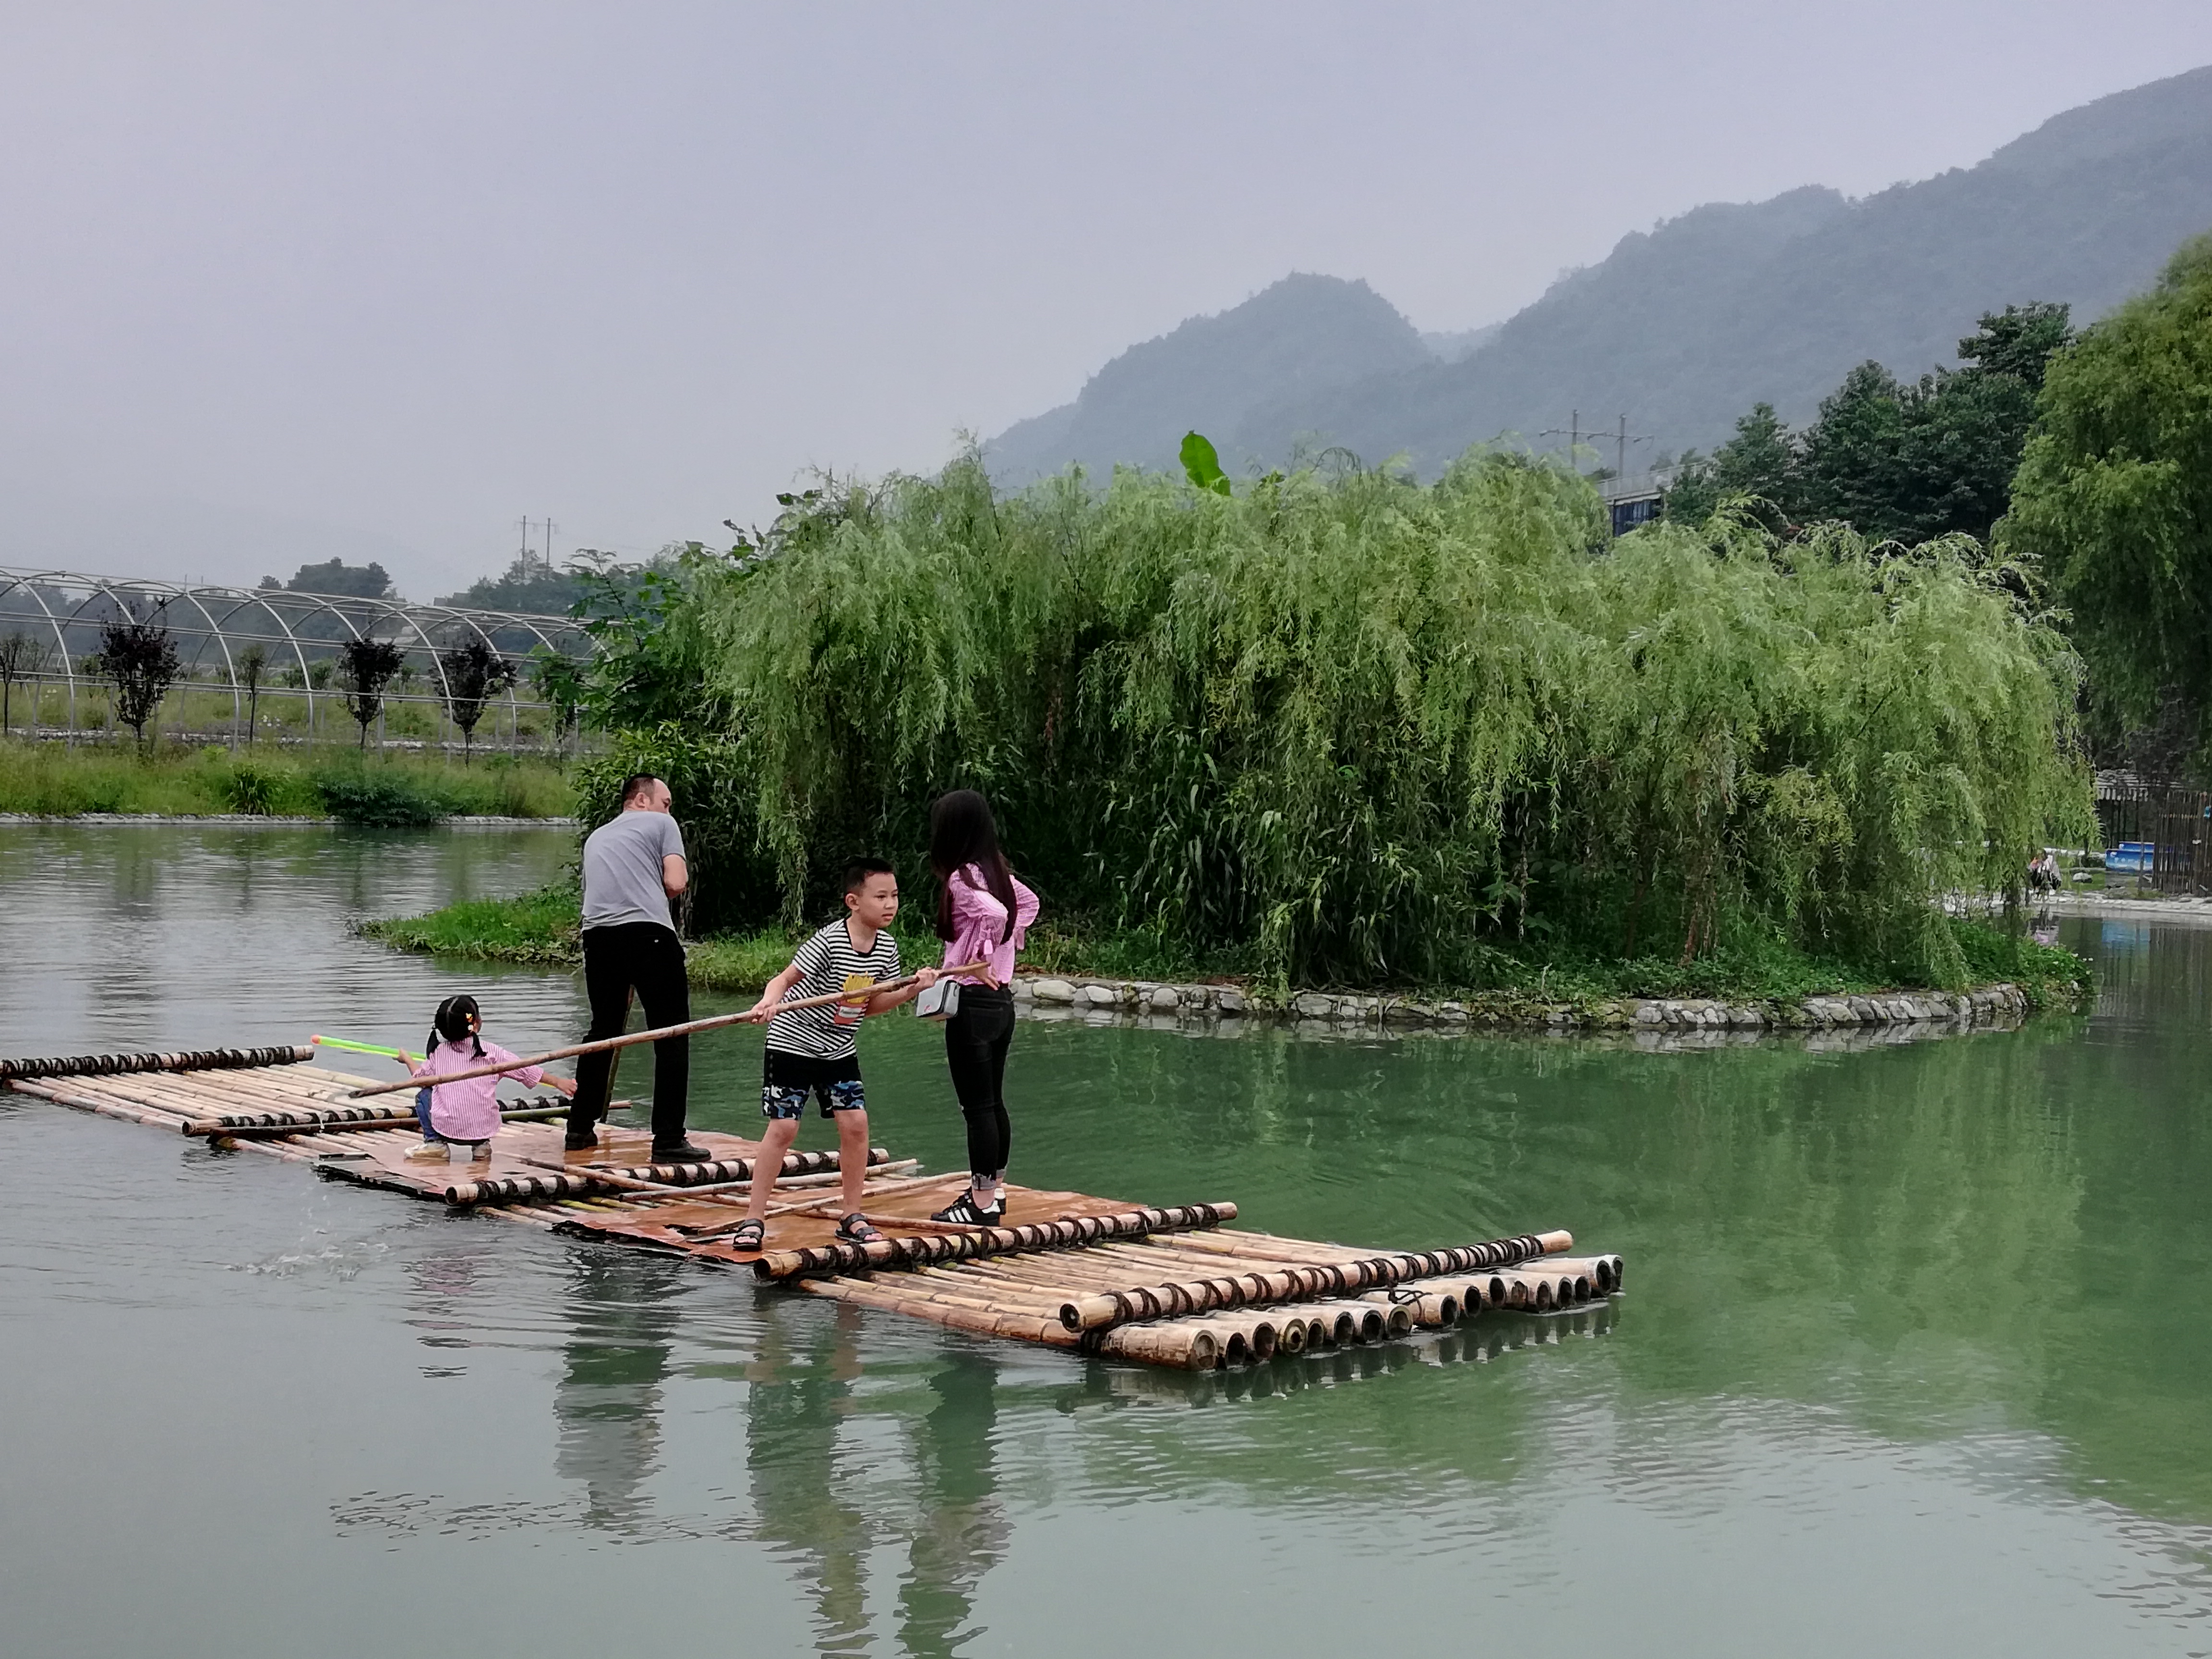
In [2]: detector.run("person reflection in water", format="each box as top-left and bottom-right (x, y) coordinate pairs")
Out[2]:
(746, 1301), (873, 1653)
(746, 1307), (1010, 1658)
(553, 1251), (684, 1530)
(896, 1349), (1009, 1657)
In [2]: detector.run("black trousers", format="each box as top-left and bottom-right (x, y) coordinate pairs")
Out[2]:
(568, 922), (690, 1146)
(943, 986), (1015, 1179)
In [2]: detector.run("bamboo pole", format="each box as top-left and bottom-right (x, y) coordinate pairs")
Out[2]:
(799, 1275), (1085, 1350)
(1057, 1229), (1568, 1334)
(441, 1145), (884, 1207)
(188, 1102), (568, 1138)
(0, 1044), (313, 1082)
(763, 1171), (971, 1221)
(751, 1202), (1237, 1281)
(1361, 1286), (1460, 1327)
(341, 962), (988, 1099)
(100, 1067), (348, 1115)
(657, 1162), (926, 1232)
(1094, 1322), (1219, 1370)
(2, 1076), (197, 1129)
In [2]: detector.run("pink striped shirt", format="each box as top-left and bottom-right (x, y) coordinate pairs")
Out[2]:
(412, 1039), (542, 1142)
(941, 864), (1040, 986)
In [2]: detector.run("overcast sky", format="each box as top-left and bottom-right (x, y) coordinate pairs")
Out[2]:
(2, 2), (2209, 600)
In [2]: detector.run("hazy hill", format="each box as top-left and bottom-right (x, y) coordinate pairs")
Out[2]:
(985, 273), (1433, 485)
(987, 65), (2212, 481)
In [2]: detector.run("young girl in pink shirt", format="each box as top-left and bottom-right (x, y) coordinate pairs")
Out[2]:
(926, 790), (1040, 1225)
(401, 995), (574, 1163)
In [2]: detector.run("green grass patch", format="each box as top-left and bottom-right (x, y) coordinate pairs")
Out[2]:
(355, 888), (2091, 1010)
(356, 886), (584, 966)
(0, 738), (576, 820)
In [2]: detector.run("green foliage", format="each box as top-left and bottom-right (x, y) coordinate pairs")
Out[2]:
(268, 559), (393, 600)
(356, 885), (583, 965)
(568, 548), (727, 732)
(1666, 305), (2074, 545)
(434, 637), (517, 756)
(573, 724), (779, 934)
(525, 647), (583, 736)
(598, 447), (2088, 989)
(2006, 236), (2212, 746)
(94, 608), (184, 745)
(0, 631), (48, 733)
(336, 637), (406, 746)
(1665, 403), (1794, 529)
(1179, 431), (1233, 496)
(435, 556), (589, 613)
(311, 765), (449, 827)
(221, 759), (282, 815)
(360, 888), (2087, 1008)
(0, 740), (573, 818)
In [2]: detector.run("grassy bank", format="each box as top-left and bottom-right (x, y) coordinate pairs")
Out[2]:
(0, 738), (575, 821)
(356, 887), (2093, 1010)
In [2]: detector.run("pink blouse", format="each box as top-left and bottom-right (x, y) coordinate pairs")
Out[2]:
(411, 1039), (542, 1142)
(941, 865), (1040, 986)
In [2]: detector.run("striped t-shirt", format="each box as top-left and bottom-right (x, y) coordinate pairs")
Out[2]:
(763, 919), (902, 1060)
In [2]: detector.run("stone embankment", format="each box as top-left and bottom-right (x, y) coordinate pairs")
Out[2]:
(1010, 974), (2030, 1039)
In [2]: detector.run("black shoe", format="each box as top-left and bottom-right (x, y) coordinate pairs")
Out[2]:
(563, 1130), (599, 1152)
(651, 1141), (713, 1164)
(930, 1192), (1004, 1226)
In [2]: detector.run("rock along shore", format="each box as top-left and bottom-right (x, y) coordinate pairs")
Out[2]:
(1009, 974), (2032, 1041)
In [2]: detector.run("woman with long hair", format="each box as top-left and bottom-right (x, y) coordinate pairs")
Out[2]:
(927, 789), (1040, 1225)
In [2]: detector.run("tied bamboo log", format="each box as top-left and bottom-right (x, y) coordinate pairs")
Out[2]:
(442, 1146), (887, 1207)
(751, 1202), (1238, 1281)
(185, 1100), (569, 1137)
(0, 1044), (313, 1082)
(341, 962), (988, 1099)
(1058, 1229), (1568, 1334)
(3, 1076), (197, 1129)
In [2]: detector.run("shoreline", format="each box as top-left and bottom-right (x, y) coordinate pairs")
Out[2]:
(2038, 890), (2212, 924)
(1002, 973), (2036, 1036)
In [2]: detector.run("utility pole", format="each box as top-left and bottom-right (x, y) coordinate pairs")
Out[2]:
(543, 518), (556, 572)
(1538, 410), (1587, 472)
(516, 516), (534, 573)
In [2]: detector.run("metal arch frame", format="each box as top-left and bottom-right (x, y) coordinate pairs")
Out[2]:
(0, 565), (588, 748)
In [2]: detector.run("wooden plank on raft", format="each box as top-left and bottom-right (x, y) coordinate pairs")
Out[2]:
(558, 1175), (1114, 1265)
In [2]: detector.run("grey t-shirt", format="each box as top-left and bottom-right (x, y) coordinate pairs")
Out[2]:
(580, 810), (685, 932)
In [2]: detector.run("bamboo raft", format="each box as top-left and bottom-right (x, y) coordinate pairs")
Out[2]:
(2, 1044), (1626, 1371)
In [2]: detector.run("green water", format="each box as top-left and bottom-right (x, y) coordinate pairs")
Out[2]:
(1, 826), (2209, 1657)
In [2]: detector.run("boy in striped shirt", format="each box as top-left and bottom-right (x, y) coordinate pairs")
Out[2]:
(730, 859), (938, 1249)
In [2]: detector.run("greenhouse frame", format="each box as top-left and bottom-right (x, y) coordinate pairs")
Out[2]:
(0, 565), (590, 752)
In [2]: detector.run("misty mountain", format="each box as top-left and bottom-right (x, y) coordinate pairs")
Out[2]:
(985, 273), (1436, 484)
(987, 65), (2212, 484)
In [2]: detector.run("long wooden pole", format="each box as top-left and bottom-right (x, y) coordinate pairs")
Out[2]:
(342, 962), (986, 1099)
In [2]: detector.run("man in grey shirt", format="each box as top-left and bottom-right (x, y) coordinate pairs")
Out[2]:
(565, 773), (709, 1160)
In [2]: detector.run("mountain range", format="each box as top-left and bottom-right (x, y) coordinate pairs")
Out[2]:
(984, 65), (2212, 486)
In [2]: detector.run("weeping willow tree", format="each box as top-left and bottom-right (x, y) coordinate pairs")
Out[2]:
(650, 449), (2086, 988)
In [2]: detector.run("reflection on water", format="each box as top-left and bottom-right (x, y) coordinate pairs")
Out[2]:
(5, 827), (2212, 1658)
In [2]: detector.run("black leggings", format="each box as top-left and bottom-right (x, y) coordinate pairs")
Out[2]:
(944, 986), (1015, 1180)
